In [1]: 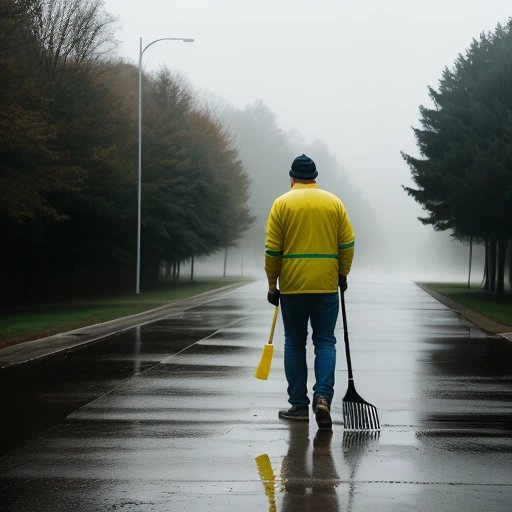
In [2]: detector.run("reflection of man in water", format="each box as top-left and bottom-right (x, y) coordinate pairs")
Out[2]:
(281, 424), (339, 511)
(256, 429), (378, 512)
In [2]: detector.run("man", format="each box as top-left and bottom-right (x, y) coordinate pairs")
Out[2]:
(265, 154), (355, 429)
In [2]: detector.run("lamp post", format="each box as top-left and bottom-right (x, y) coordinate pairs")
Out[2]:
(136, 36), (194, 294)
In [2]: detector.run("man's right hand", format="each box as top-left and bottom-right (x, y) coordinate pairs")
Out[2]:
(339, 275), (348, 292)
(267, 288), (280, 306)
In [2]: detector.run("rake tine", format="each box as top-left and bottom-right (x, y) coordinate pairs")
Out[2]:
(363, 405), (368, 430)
(366, 406), (372, 430)
(371, 407), (377, 430)
(373, 406), (380, 430)
(366, 406), (374, 430)
(363, 405), (369, 430)
(370, 407), (377, 430)
(372, 406), (380, 430)
(343, 400), (381, 431)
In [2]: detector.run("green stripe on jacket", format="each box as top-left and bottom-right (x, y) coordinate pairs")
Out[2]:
(265, 249), (283, 257)
(282, 253), (339, 259)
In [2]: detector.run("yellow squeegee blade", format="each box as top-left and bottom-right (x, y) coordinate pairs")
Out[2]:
(254, 343), (274, 380)
(254, 306), (278, 380)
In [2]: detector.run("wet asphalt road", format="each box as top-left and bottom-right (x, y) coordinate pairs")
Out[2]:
(0, 280), (511, 511)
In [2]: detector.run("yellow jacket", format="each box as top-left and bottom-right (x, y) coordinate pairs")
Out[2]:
(265, 183), (354, 294)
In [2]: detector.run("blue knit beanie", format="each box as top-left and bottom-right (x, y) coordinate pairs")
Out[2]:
(289, 154), (318, 180)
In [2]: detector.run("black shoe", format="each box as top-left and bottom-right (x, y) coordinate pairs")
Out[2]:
(313, 396), (332, 429)
(278, 405), (309, 421)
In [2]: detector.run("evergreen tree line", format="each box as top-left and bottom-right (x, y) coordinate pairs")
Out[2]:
(0, 0), (252, 304)
(403, 20), (512, 295)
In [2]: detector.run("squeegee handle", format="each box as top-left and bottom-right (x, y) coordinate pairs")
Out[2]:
(340, 290), (354, 380)
(268, 306), (279, 345)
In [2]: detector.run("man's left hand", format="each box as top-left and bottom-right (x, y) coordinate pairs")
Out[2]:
(267, 288), (280, 306)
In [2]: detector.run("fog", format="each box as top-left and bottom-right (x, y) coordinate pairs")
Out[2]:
(104, 0), (508, 281)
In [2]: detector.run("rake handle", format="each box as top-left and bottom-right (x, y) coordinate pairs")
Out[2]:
(340, 290), (354, 380)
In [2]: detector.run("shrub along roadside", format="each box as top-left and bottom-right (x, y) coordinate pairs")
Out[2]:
(0, 278), (248, 348)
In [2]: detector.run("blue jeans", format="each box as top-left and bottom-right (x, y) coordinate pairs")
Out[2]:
(280, 293), (339, 407)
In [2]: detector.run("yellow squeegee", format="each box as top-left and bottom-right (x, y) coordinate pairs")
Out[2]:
(254, 306), (279, 380)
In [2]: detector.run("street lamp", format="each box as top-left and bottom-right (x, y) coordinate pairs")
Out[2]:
(136, 36), (194, 294)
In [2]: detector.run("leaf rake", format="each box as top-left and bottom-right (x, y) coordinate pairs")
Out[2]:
(340, 291), (380, 431)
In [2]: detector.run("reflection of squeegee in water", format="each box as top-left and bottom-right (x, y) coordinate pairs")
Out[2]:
(255, 453), (277, 512)
(255, 306), (279, 380)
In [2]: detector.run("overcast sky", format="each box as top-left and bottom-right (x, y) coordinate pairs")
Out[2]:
(104, 0), (511, 277)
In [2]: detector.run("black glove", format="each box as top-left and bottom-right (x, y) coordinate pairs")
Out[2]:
(339, 275), (348, 292)
(267, 288), (280, 306)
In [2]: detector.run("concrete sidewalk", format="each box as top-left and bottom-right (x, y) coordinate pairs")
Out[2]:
(1, 280), (512, 511)
(416, 282), (512, 341)
(0, 282), (244, 368)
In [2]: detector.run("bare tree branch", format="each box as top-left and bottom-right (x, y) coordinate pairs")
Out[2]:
(30, 0), (117, 87)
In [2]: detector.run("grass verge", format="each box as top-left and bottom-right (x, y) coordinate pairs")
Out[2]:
(0, 278), (248, 348)
(422, 282), (512, 327)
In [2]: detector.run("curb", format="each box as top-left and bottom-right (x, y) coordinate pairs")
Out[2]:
(415, 283), (512, 341)
(0, 282), (246, 368)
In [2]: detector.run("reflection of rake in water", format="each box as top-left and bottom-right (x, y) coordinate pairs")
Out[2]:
(342, 430), (380, 449)
(340, 291), (380, 431)
(342, 430), (380, 512)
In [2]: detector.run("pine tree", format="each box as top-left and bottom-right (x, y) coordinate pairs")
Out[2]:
(403, 20), (512, 294)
